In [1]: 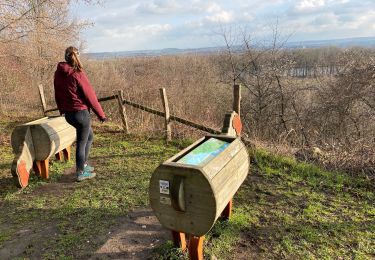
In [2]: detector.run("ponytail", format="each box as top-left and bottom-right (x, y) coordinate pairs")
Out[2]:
(65, 46), (83, 72)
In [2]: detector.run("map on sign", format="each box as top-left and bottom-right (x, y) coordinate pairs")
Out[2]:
(177, 137), (229, 166)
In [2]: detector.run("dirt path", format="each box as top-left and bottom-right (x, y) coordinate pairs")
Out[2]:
(0, 208), (169, 260)
(57, 168), (171, 259)
(91, 208), (170, 260)
(0, 167), (170, 260)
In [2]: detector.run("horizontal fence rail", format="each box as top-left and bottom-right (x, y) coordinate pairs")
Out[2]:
(44, 95), (118, 113)
(39, 86), (222, 136)
(122, 99), (222, 135)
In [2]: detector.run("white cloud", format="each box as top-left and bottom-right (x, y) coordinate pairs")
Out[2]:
(341, 10), (375, 30)
(205, 10), (234, 23)
(242, 12), (255, 22)
(137, 0), (182, 14)
(205, 2), (222, 13)
(74, 0), (375, 52)
(295, 0), (326, 11)
(182, 2), (235, 28)
(304, 12), (339, 31)
(103, 24), (172, 39)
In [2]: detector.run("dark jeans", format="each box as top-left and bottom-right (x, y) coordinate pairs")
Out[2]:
(65, 110), (93, 172)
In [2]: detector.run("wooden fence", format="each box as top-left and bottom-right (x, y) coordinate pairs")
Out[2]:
(38, 84), (242, 142)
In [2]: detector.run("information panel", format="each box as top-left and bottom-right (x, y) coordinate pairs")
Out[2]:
(177, 138), (229, 166)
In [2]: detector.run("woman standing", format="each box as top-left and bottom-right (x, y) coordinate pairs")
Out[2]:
(54, 46), (106, 181)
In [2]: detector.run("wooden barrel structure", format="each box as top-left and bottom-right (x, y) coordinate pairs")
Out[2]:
(11, 116), (76, 188)
(149, 135), (249, 236)
(149, 111), (249, 259)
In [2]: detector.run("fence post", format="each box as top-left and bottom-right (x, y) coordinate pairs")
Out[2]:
(233, 84), (241, 116)
(38, 84), (47, 116)
(117, 90), (129, 134)
(159, 88), (172, 142)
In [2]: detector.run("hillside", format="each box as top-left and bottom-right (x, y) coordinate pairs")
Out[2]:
(0, 117), (373, 259)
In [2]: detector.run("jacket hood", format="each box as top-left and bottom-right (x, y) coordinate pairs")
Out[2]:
(56, 62), (75, 75)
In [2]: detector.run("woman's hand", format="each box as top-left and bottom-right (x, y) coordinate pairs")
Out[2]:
(99, 117), (107, 123)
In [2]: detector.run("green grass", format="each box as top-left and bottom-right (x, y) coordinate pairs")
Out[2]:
(0, 119), (180, 259)
(0, 118), (374, 259)
(199, 149), (375, 259)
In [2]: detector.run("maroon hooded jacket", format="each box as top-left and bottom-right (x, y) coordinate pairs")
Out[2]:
(54, 62), (106, 120)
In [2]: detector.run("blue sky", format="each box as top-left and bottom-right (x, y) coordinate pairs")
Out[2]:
(73, 0), (375, 52)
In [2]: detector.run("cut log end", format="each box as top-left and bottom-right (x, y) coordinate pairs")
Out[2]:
(15, 160), (30, 188)
(232, 114), (242, 136)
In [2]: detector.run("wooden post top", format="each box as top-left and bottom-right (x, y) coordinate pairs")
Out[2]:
(221, 111), (242, 137)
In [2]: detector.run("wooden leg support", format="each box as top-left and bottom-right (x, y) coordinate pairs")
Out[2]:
(221, 199), (233, 220)
(34, 159), (49, 179)
(170, 200), (233, 260)
(188, 235), (204, 260)
(55, 146), (71, 162)
(62, 146), (71, 161)
(171, 231), (187, 251)
(32, 162), (40, 177)
(55, 151), (63, 161)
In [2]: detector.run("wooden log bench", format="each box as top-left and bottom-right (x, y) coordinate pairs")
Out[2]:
(11, 116), (76, 188)
(149, 112), (249, 259)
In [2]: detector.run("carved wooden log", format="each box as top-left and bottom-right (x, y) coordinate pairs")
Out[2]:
(11, 116), (76, 188)
(149, 134), (249, 237)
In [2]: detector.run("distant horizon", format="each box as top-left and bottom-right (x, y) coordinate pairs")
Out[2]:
(85, 35), (375, 55)
(82, 33), (375, 54)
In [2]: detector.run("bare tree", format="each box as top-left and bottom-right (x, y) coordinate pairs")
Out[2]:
(0, 0), (100, 111)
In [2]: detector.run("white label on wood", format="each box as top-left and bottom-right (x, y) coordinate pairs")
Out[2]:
(160, 196), (171, 205)
(159, 180), (170, 194)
